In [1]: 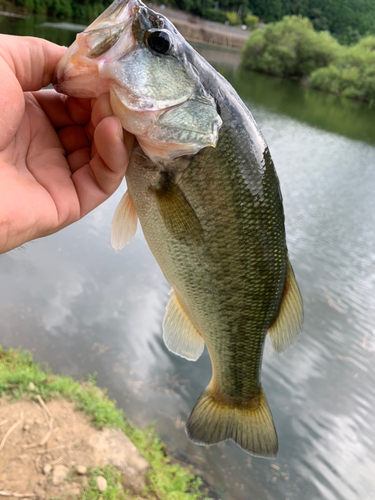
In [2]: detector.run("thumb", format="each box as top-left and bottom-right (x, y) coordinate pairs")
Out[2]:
(0, 35), (66, 91)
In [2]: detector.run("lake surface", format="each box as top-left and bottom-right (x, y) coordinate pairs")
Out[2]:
(1, 14), (375, 500)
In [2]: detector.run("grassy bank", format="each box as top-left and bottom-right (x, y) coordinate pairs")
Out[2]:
(0, 347), (207, 500)
(241, 16), (375, 104)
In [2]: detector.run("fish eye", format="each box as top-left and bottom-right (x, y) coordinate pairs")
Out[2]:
(147, 31), (171, 55)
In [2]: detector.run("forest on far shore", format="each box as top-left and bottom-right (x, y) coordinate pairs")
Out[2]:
(241, 15), (375, 104)
(3, 0), (375, 45)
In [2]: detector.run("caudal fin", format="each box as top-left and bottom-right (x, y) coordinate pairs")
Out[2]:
(186, 384), (278, 458)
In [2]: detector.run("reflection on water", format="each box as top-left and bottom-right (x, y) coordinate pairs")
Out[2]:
(2, 13), (375, 500)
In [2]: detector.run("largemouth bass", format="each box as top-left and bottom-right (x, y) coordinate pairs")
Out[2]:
(53, 0), (303, 457)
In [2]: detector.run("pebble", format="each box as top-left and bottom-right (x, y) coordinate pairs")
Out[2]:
(28, 382), (35, 390)
(23, 424), (30, 431)
(43, 464), (52, 475)
(52, 465), (69, 485)
(96, 476), (107, 492)
(76, 465), (87, 475)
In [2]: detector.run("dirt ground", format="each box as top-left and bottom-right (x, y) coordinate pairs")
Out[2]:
(0, 397), (149, 499)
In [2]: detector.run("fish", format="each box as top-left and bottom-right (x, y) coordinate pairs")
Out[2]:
(53, 0), (303, 457)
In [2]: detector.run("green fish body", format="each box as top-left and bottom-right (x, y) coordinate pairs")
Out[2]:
(53, 0), (303, 457)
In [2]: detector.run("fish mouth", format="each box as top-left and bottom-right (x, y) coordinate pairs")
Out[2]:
(53, 0), (141, 98)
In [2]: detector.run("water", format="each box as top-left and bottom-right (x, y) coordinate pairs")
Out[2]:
(1, 14), (375, 500)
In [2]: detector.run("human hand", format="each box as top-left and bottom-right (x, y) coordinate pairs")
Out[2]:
(0, 35), (133, 254)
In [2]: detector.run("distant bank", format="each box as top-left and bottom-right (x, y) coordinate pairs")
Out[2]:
(149, 5), (249, 51)
(0, 3), (249, 51)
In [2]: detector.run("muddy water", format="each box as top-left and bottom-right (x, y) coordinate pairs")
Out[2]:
(1, 15), (375, 500)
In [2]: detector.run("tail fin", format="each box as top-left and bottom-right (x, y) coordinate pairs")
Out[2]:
(186, 384), (278, 458)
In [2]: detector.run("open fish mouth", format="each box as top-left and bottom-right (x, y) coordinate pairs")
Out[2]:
(53, 0), (222, 163)
(53, 0), (140, 98)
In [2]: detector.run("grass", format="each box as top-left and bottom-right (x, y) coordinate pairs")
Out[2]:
(0, 347), (208, 500)
(78, 466), (131, 500)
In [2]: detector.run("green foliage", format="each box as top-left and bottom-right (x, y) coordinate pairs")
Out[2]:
(13, 0), (111, 19)
(226, 11), (240, 25)
(0, 347), (207, 500)
(201, 8), (228, 23)
(248, 0), (283, 22)
(48, 0), (73, 19)
(245, 14), (259, 29)
(241, 15), (375, 104)
(80, 467), (126, 500)
(309, 36), (375, 104)
(241, 16), (340, 77)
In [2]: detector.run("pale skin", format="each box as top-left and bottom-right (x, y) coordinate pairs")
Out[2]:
(0, 35), (134, 254)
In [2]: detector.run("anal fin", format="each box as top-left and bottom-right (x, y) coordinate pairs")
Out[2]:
(163, 291), (205, 361)
(268, 259), (303, 353)
(111, 190), (138, 250)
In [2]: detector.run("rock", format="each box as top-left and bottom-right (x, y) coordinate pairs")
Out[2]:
(96, 476), (107, 492)
(52, 464), (69, 485)
(87, 428), (150, 495)
(43, 464), (52, 475)
(76, 465), (87, 475)
(23, 424), (30, 431)
(28, 382), (35, 390)
(81, 476), (88, 488)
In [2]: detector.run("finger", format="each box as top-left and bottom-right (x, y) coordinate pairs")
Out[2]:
(0, 35), (66, 91)
(33, 90), (92, 128)
(65, 96), (91, 125)
(67, 147), (91, 173)
(91, 93), (113, 127)
(71, 116), (131, 217)
(85, 120), (95, 142)
(94, 116), (131, 179)
(58, 125), (90, 155)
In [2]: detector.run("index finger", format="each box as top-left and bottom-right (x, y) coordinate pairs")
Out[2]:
(0, 35), (66, 91)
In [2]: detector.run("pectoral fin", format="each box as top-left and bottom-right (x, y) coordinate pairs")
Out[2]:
(268, 259), (303, 353)
(153, 172), (203, 242)
(111, 190), (138, 250)
(163, 291), (205, 361)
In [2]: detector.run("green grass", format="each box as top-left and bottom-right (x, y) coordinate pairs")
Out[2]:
(79, 466), (129, 500)
(0, 347), (207, 500)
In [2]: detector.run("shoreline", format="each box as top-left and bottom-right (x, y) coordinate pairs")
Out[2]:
(0, 347), (210, 500)
(0, 10), (28, 18)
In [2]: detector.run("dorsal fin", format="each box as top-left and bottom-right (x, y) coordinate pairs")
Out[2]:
(163, 291), (205, 361)
(268, 259), (303, 353)
(111, 190), (138, 250)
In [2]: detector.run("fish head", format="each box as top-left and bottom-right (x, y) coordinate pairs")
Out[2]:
(53, 0), (222, 162)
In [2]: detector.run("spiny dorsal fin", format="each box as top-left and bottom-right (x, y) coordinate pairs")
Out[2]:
(186, 383), (278, 458)
(111, 190), (138, 250)
(268, 259), (303, 353)
(153, 172), (203, 242)
(163, 290), (205, 361)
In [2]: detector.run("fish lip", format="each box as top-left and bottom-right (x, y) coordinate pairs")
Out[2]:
(53, 0), (140, 94)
